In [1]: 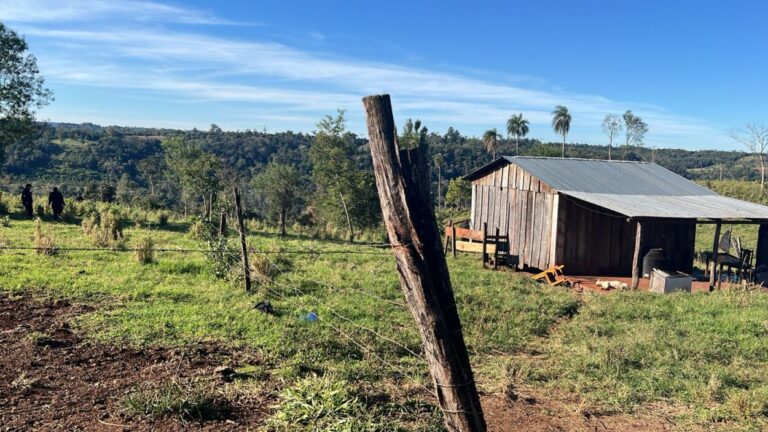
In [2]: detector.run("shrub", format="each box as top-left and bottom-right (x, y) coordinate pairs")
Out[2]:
(33, 218), (57, 255)
(189, 219), (218, 241)
(135, 236), (155, 264)
(250, 243), (293, 285)
(123, 381), (227, 421)
(205, 236), (239, 279)
(90, 209), (124, 249)
(35, 204), (45, 218)
(81, 213), (98, 235)
(157, 212), (169, 227)
(1, 216), (10, 228)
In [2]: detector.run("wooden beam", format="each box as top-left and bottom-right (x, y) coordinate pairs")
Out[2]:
(548, 194), (560, 267)
(362, 94), (486, 432)
(631, 220), (644, 290)
(709, 221), (722, 291)
(756, 224), (768, 268)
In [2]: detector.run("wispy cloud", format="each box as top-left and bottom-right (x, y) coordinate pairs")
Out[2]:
(1, 1), (730, 149)
(0, 0), (236, 24)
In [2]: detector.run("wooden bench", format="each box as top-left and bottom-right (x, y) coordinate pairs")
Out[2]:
(444, 222), (511, 269)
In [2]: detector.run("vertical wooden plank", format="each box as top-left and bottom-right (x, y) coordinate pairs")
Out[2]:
(709, 221), (722, 290)
(470, 184), (477, 229)
(631, 220), (643, 290)
(756, 224), (768, 268)
(548, 194), (560, 267)
(530, 193), (541, 269)
(501, 165), (509, 188)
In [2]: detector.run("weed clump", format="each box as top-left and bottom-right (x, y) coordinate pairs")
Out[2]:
(88, 209), (125, 249)
(33, 218), (57, 255)
(123, 381), (227, 421)
(266, 375), (381, 431)
(250, 243), (293, 285)
(135, 236), (155, 264)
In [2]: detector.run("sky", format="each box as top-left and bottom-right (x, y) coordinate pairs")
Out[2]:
(1, 0), (766, 150)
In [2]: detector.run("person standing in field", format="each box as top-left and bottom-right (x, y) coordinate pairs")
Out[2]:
(21, 184), (33, 218)
(48, 187), (65, 221)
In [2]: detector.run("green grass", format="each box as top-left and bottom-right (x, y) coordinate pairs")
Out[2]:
(5, 197), (768, 429)
(513, 290), (768, 427)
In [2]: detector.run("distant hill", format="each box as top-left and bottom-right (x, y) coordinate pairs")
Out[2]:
(1, 122), (762, 210)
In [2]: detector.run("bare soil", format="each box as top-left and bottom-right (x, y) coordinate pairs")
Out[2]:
(0, 293), (694, 431)
(0, 293), (270, 431)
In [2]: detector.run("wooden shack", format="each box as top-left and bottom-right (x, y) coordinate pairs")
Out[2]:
(464, 157), (768, 287)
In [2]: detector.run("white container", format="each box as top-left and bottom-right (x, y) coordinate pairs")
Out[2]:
(649, 269), (692, 294)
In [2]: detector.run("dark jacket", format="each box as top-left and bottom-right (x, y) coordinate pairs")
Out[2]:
(21, 189), (33, 207)
(48, 190), (65, 209)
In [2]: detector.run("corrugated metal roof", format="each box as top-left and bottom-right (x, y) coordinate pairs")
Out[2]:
(476, 157), (768, 220)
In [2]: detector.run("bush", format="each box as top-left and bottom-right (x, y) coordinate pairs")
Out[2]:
(33, 218), (57, 255)
(35, 204), (45, 218)
(250, 243), (293, 285)
(1, 216), (10, 228)
(135, 236), (155, 264)
(90, 209), (124, 249)
(81, 213), (98, 235)
(205, 236), (239, 279)
(189, 219), (218, 241)
(157, 212), (169, 227)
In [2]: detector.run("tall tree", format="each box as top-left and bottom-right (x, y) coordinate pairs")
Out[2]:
(253, 161), (302, 236)
(730, 123), (768, 194)
(310, 110), (380, 242)
(551, 105), (571, 157)
(0, 23), (53, 159)
(482, 128), (500, 159)
(433, 153), (444, 208)
(622, 110), (649, 159)
(506, 113), (529, 156)
(162, 136), (222, 219)
(601, 114), (623, 160)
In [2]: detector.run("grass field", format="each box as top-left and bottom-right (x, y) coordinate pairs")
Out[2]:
(2, 201), (768, 430)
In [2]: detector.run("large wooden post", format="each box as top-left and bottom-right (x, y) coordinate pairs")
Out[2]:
(631, 220), (644, 290)
(709, 221), (722, 291)
(233, 187), (251, 293)
(363, 94), (486, 432)
(755, 224), (768, 268)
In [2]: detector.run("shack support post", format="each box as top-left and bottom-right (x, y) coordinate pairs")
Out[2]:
(493, 228), (500, 270)
(631, 220), (644, 290)
(233, 187), (251, 293)
(755, 224), (768, 268)
(709, 221), (722, 291)
(363, 94), (486, 432)
(481, 223), (488, 268)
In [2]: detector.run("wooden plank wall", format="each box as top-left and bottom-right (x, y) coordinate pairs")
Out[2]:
(471, 164), (555, 270)
(559, 196), (634, 275)
(558, 197), (696, 275)
(470, 163), (697, 275)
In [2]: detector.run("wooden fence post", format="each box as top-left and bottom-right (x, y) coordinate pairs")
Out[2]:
(363, 94), (486, 432)
(493, 228), (500, 270)
(233, 187), (251, 293)
(452, 224), (457, 258)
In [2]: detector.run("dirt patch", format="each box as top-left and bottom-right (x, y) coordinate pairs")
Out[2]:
(481, 390), (687, 432)
(0, 293), (271, 431)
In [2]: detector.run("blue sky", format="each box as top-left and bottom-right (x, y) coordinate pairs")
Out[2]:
(1, 0), (766, 150)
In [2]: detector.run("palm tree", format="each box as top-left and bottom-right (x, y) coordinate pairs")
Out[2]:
(506, 114), (529, 156)
(483, 128), (500, 159)
(551, 106), (571, 157)
(433, 153), (444, 208)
